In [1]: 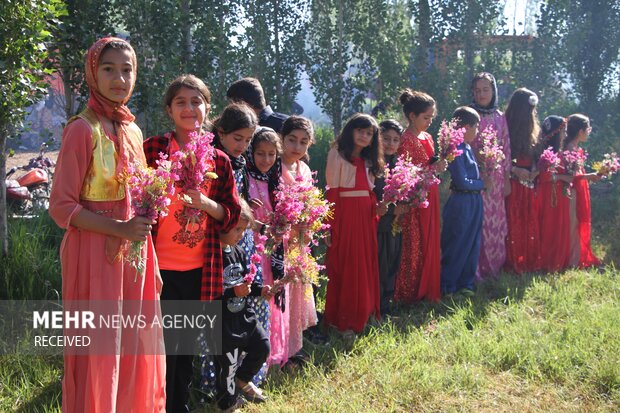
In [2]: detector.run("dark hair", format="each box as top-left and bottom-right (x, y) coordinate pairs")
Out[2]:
(538, 115), (566, 153)
(251, 127), (282, 156)
(379, 119), (404, 136)
(565, 113), (590, 146)
(238, 198), (254, 224)
(336, 113), (384, 176)
(163, 74), (211, 107)
(399, 88), (435, 119)
(281, 115), (315, 143)
(226, 77), (266, 110)
(100, 40), (134, 57)
(281, 115), (315, 162)
(213, 102), (258, 135)
(452, 106), (481, 128)
(505, 87), (540, 159)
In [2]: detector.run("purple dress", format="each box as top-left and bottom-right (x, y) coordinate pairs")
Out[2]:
(470, 110), (511, 278)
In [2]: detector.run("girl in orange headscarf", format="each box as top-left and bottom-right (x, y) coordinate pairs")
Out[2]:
(49, 37), (166, 412)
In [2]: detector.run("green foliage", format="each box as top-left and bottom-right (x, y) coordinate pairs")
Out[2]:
(50, 0), (116, 118)
(242, 0), (309, 113)
(0, 214), (63, 300)
(308, 124), (335, 188)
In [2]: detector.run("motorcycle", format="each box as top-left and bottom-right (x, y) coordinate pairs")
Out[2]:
(6, 143), (55, 216)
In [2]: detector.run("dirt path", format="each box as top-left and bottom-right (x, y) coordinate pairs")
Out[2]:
(5, 150), (59, 173)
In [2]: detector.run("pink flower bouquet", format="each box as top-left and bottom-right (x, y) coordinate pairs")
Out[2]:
(593, 152), (620, 179)
(122, 160), (175, 279)
(438, 119), (465, 163)
(538, 147), (561, 174)
(478, 125), (505, 173)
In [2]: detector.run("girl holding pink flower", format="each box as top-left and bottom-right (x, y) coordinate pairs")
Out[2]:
(394, 89), (444, 303)
(245, 127), (292, 368)
(468, 72), (512, 279)
(143, 75), (241, 412)
(564, 114), (602, 268)
(324, 113), (383, 333)
(536, 115), (573, 272)
(49, 37), (165, 413)
(279, 116), (320, 357)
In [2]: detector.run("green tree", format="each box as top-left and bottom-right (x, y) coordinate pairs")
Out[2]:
(0, 0), (65, 255)
(51, 0), (116, 119)
(241, 0), (310, 113)
(306, 0), (354, 135)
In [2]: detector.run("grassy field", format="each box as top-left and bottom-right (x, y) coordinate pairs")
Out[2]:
(1, 213), (619, 412)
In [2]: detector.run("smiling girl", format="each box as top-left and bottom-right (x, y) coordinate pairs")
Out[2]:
(142, 74), (240, 412)
(324, 113), (383, 333)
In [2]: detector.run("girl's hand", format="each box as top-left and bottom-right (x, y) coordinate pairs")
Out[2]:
(435, 158), (448, 173)
(586, 172), (602, 183)
(252, 219), (267, 233)
(483, 176), (493, 191)
(248, 198), (263, 209)
(529, 170), (540, 181)
(512, 167), (529, 181)
(261, 285), (272, 299)
(324, 230), (332, 247)
(503, 177), (512, 197)
(394, 203), (410, 216)
(377, 202), (388, 217)
(119, 216), (156, 242)
(183, 189), (210, 210)
(234, 282), (251, 297)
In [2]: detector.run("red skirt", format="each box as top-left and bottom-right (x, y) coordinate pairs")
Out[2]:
(325, 191), (380, 332)
(505, 179), (542, 273)
(537, 172), (570, 272)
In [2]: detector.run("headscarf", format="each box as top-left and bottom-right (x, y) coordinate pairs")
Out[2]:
(85, 37), (144, 262)
(245, 127), (286, 310)
(470, 72), (499, 115)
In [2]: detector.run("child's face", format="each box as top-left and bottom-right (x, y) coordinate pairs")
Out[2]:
(220, 218), (249, 245)
(253, 141), (278, 173)
(577, 124), (592, 143)
(96, 48), (135, 104)
(463, 123), (479, 144)
(282, 129), (311, 164)
(473, 79), (493, 108)
(410, 106), (436, 133)
(167, 87), (210, 132)
(380, 129), (401, 156)
(353, 127), (374, 151)
(219, 127), (255, 158)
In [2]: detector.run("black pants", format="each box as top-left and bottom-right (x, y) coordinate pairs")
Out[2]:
(215, 311), (270, 410)
(377, 231), (402, 315)
(161, 268), (202, 413)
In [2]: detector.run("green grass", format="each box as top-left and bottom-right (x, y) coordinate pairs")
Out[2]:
(2, 201), (620, 412)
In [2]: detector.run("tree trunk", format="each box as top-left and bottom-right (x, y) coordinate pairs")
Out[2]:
(0, 124), (9, 257)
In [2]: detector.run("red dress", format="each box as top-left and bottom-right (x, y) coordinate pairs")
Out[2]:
(394, 130), (441, 302)
(505, 156), (542, 273)
(325, 157), (380, 332)
(537, 168), (570, 272)
(574, 174), (601, 268)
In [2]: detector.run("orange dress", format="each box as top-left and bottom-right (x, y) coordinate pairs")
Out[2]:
(49, 119), (166, 413)
(394, 130), (441, 302)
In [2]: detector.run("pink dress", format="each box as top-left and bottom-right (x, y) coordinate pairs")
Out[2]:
(470, 110), (511, 278)
(49, 120), (166, 413)
(248, 176), (291, 366)
(282, 160), (318, 357)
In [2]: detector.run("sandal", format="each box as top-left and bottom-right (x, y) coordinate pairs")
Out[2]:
(238, 381), (267, 403)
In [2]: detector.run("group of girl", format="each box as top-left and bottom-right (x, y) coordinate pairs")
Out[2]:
(49, 36), (603, 412)
(324, 72), (603, 336)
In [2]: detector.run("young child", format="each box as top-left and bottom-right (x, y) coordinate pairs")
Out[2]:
(504, 88), (542, 274)
(469, 72), (511, 279)
(49, 37), (165, 412)
(564, 114), (601, 268)
(374, 119), (404, 316)
(246, 127), (291, 368)
(211, 103), (271, 386)
(440, 107), (484, 295)
(279, 115), (320, 357)
(215, 199), (271, 411)
(395, 89), (444, 303)
(536, 115), (572, 272)
(324, 113), (383, 333)
(143, 75), (241, 412)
